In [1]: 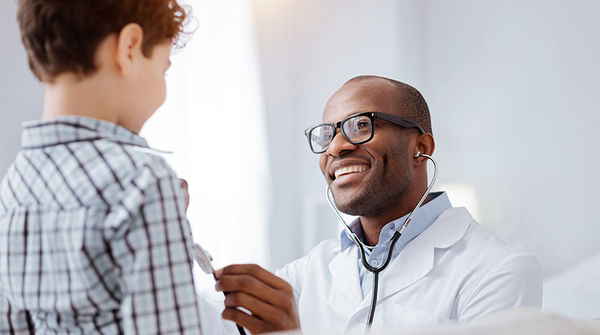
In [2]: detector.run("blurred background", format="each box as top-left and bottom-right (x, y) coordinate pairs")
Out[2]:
(1, 0), (598, 319)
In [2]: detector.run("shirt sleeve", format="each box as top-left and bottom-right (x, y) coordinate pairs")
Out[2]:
(458, 252), (543, 321)
(108, 165), (203, 334)
(0, 295), (35, 335)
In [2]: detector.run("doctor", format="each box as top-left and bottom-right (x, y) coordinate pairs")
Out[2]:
(214, 75), (542, 334)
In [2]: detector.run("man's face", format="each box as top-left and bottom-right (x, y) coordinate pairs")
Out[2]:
(319, 79), (418, 217)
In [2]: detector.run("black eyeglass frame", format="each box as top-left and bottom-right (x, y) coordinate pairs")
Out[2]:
(304, 111), (425, 154)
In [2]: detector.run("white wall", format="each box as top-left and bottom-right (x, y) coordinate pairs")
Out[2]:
(419, 0), (600, 276)
(0, 1), (43, 176)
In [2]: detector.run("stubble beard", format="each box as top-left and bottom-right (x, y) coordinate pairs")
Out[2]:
(333, 161), (412, 217)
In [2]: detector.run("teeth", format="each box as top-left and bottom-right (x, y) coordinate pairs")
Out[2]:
(334, 166), (367, 178)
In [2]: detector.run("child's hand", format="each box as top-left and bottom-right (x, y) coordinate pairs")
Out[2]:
(180, 178), (190, 211)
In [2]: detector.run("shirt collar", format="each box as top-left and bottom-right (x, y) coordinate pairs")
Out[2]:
(21, 115), (149, 150)
(340, 191), (452, 251)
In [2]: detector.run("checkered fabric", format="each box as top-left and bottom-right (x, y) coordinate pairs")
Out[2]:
(0, 116), (203, 334)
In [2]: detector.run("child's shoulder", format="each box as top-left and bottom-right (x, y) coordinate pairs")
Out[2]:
(97, 140), (178, 184)
(81, 140), (182, 207)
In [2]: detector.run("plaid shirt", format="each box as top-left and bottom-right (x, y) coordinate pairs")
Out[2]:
(0, 116), (203, 334)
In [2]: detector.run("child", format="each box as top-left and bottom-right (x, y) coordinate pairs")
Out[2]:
(0, 1), (203, 333)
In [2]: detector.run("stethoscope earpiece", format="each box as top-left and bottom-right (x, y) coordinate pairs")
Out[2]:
(414, 151), (422, 158)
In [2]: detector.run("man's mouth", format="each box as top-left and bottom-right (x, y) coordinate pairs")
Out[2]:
(334, 165), (369, 179)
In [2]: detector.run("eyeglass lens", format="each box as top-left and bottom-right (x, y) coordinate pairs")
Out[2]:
(310, 114), (373, 152)
(342, 115), (372, 143)
(310, 125), (335, 153)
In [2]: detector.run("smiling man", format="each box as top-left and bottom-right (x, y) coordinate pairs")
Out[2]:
(213, 76), (542, 334)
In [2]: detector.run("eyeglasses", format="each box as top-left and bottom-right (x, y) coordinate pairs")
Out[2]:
(304, 111), (425, 154)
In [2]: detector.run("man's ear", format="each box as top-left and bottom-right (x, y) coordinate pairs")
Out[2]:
(115, 23), (145, 76)
(414, 133), (435, 164)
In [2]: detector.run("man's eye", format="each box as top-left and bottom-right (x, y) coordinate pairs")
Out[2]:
(357, 121), (370, 129)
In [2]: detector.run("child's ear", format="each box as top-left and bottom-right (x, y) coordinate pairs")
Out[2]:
(115, 23), (144, 76)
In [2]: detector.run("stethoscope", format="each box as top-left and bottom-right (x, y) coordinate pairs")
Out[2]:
(325, 152), (438, 333)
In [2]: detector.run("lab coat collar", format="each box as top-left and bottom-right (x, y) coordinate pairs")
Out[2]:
(377, 207), (473, 302)
(327, 207), (473, 313)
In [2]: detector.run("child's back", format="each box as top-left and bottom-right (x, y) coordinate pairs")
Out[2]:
(0, 116), (201, 333)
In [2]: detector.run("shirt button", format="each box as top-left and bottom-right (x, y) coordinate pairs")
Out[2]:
(371, 260), (379, 266)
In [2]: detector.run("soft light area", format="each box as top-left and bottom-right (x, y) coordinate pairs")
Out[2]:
(141, 0), (270, 292)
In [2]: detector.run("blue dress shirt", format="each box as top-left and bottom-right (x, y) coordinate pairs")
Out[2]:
(339, 192), (452, 298)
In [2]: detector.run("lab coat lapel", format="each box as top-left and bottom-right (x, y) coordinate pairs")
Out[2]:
(376, 207), (473, 302)
(328, 244), (363, 311)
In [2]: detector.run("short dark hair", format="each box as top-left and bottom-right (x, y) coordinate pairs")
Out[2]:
(17, 0), (189, 82)
(346, 75), (432, 134)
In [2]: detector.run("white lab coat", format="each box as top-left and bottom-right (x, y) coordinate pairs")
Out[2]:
(197, 207), (542, 334)
(275, 207), (543, 334)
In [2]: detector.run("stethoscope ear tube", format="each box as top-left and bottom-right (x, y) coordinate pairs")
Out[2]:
(325, 154), (438, 332)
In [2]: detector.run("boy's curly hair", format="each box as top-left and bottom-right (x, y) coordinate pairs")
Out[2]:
(17, 0), (189, 81)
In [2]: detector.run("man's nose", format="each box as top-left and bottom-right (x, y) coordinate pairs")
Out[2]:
(326, 131), (358, 156)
